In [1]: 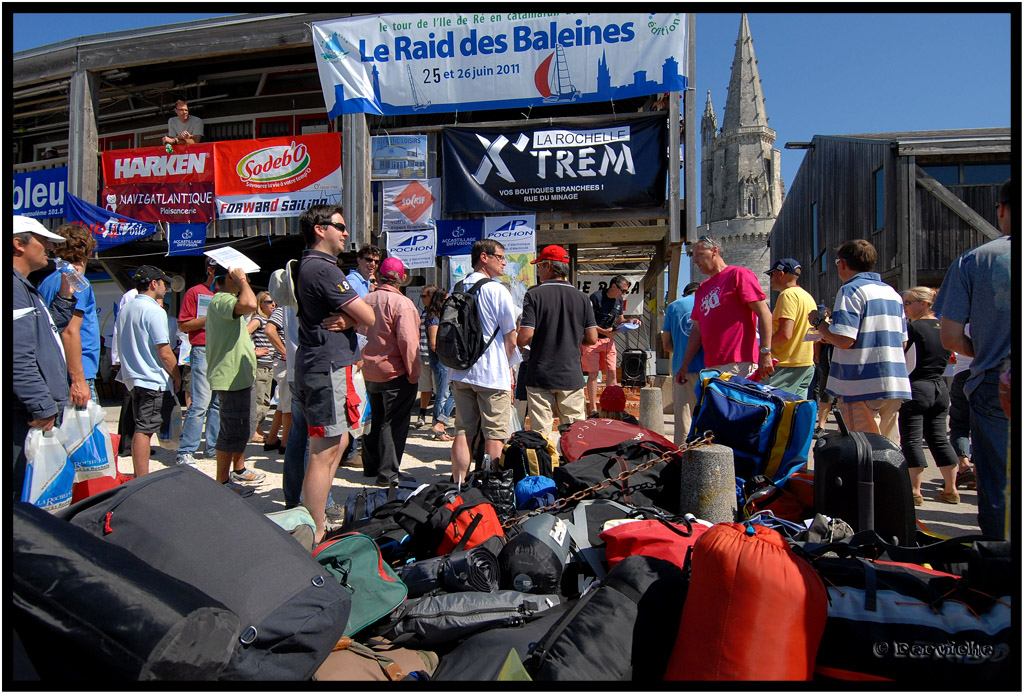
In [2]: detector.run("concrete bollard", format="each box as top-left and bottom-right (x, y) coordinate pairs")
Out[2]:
(639, 387), (663, 435)
(678, 443), (737, 523)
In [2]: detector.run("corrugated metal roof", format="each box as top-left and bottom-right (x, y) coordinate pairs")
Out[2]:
(817, 127), (1010, 143)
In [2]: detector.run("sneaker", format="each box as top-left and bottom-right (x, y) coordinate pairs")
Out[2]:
(223, 481), (254, 497)
(325, 503), (345, 524)
(175, 453), (198, 468)
(229, 468), (266, 484)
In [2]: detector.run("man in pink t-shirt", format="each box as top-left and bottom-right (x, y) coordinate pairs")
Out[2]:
(676, 235), (775, 385)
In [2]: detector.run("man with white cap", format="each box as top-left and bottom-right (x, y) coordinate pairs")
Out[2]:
(13, 215), (78, 498)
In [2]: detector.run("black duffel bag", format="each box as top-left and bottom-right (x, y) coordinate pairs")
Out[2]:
(60, 466), (351, 681)
(525, 554), (687, 681)
(552, 439), (681, 514)
(14, 502), (240, 681)
(397, 544), (501, 597)
(368, 590), (562, 652)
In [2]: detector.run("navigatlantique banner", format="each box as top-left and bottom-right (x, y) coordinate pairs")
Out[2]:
(312, 13), (687, 117)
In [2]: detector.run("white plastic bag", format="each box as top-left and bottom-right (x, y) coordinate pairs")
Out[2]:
(157, 391), (184, 450)
(57, 400), (115, 482)
(22, 428), (74, 513)
(508, 404), (523, 434)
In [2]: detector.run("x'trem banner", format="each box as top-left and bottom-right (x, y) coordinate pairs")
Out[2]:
(312, 13), (687, 118)
(101, 145), (215, 223)
(214, 133), (342, 219)
(443, 116), (667, 213)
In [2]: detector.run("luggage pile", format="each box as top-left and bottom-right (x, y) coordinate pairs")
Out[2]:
(11, 373), (1012, 683)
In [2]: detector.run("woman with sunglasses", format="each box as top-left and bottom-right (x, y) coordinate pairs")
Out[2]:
(247, 291), (281, 444)
(899, 287), (960, 505)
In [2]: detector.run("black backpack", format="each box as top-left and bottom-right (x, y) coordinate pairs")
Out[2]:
(499, 430), (559, 483)
(435, 277), (500, 370)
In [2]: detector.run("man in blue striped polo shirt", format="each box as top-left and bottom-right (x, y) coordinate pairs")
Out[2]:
(812, 239), (910, 440)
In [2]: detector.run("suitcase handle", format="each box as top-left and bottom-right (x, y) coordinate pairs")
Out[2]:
(833, 407), (850, 436)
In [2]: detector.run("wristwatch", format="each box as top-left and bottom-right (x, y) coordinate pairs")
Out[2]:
(759, 347), (772, 355)
(812, 316), (824, 327)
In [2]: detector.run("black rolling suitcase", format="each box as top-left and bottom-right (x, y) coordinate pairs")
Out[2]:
(60, 465), (352, 681)
(812, 410), (915, 545)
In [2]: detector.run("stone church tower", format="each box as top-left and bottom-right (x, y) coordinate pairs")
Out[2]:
(694, 14), (784, 296)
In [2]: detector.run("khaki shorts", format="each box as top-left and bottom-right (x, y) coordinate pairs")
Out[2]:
(451, 380), (512, 441)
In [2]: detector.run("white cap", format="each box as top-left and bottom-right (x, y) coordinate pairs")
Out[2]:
(14, 215), (65, 242)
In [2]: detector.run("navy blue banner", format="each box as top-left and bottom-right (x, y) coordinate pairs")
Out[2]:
(435, 218), (483, 256)
(167, 223), (208, 256)
(442, 116), (667, 213)
(65, 193), (157, 251)
(13, 167), (66, 218)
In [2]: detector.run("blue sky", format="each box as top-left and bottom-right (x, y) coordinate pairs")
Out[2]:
(14, 11), (1010, 198)
(13, 11), (1010, 195)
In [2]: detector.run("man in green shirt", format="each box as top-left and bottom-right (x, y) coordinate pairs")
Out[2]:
(206, 265), (264, 495)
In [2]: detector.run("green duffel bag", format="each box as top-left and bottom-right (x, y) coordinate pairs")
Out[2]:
(313, 532), (408, 637)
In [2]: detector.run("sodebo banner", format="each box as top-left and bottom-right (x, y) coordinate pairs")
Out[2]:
(214, 133), (342, 219)
(312, 13), (687, 118)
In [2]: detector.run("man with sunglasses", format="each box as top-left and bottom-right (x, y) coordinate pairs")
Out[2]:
(582, 274), (640, 414)
(294, 205), (375, 541)
(448, 239), (520, 485)
(677, 235), (774, 383)
(347, 245), (382, 299)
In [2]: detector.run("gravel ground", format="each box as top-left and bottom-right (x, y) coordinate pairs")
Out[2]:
(100, 401), (982, 539)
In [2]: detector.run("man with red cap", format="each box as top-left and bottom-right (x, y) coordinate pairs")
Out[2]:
(517, 245), (598, 436)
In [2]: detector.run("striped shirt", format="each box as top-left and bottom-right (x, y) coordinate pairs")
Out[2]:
(250, 314), (279, 369)
(825, 272), (911, 402)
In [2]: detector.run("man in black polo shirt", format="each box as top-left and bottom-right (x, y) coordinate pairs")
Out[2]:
(294, 204), (375, 542)
(517, 245), (598, 436)
(581, 274), (641, 414)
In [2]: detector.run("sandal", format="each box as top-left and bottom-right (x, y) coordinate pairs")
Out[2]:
(912, 493), (924, 506)
(251, 433), (265, 444)
(956, 466), (976, 490)
(431, 430), (454, 442)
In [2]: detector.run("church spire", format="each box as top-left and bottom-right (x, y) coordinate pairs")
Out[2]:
(722, 13), (769, 132)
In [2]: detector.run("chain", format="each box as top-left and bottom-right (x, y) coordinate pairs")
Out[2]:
(500, 432), (715, 529)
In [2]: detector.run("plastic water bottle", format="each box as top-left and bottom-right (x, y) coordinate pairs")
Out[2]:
(165, 142), (174, 154)
(482, 453), (493, 473)
(55, 258), (89, 292)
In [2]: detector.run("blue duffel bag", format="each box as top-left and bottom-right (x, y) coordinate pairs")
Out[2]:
(688, 368), (816, 485)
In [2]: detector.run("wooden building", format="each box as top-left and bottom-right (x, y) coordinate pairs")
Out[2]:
(769, 128), (1010, 304)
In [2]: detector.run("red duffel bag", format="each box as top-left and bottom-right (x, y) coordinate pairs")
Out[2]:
(663, 523), (827, 681)
(558, 418), (676, 463)
(600, 517), (709, 569)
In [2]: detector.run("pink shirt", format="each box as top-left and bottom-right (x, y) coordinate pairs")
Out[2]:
(690, 265), (766, 368)
(360, 284), (422, 384)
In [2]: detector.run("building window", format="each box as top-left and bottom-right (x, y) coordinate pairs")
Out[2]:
(205, 121), (253, 142)
(873, 167), (884, 232)
(921, 164), (959, 186)
(963, 163), (1011, 185)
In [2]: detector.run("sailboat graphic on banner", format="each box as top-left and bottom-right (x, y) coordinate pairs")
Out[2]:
(535, 45), (582, 103)
(406, 65), (431, 111)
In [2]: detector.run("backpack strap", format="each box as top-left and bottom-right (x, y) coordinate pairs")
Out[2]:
(467, 276), (501, 355)
(452, 512), (484, 553)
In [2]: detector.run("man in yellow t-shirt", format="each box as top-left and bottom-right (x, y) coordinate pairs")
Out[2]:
(762, 258), (817, 398)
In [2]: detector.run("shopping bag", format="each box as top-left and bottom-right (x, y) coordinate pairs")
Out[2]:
(57, 401), (115, 482)
(157, 392), (184, 450)
(21, 428), (75, 513)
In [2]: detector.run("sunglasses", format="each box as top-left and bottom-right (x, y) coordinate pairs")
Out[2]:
(325, 222), (347, 233)
(261, 299), (275, 304)
(359, 256), (379, 264)
(489, 253), (506, 261)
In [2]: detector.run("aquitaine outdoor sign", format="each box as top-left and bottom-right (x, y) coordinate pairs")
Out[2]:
(312, 13), (687, 117)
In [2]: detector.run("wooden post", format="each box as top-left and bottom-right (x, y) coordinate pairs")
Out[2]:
(67, 69), (99, 201)
(342, 113), (372, 252)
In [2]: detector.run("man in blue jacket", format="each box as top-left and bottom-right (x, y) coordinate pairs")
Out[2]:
(13, 215), (77, 499)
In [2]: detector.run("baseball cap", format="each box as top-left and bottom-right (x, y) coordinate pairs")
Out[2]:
(379, 256), (406, 281)
(13, 215), (65, 242)
(599, 385), (627, 413)
(134, 265), (171, 285)
(765, 258), (801, 276)
(531, 245), (570, 264)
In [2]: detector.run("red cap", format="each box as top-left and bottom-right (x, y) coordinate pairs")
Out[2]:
(599, 385), (627, 412)
(531, 245), (570, 264)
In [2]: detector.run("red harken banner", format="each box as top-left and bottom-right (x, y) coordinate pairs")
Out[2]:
(101, 144), (216, 223)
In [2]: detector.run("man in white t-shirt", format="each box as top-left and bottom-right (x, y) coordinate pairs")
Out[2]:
(448, 239), (520, 484)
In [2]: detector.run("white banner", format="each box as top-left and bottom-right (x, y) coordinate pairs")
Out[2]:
(381, 178), (441, 232)
(386, 228), (436, 269)
(483, 214), (536, 254)
(313, 13), (687, 117)
(449, 254), (473, 287)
